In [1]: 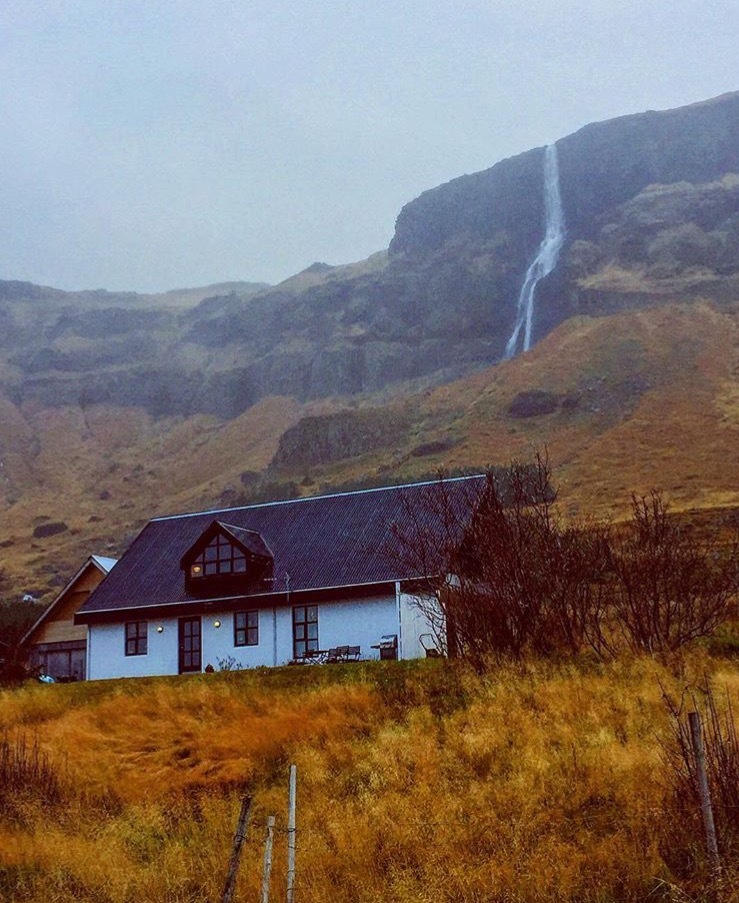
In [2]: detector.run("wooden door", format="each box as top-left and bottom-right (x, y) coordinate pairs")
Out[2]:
(70, 647), (86, 681)
(178, 617), (202, 673)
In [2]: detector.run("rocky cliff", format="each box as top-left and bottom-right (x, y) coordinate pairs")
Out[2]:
(2, 92), (738, 421)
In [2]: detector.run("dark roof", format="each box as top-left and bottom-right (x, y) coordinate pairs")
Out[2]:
(78, 476), (486, 619)
(217, 523), (274, 560)
(178, 521), (274, 568)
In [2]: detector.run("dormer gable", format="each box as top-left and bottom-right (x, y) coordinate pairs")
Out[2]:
(180, 521), (273, 594)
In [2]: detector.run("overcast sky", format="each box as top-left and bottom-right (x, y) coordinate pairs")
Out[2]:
(1, 1), (737, 292)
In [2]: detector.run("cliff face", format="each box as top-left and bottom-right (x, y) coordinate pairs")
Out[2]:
(2, 92), (738, 420)
(557, 92), (739, 238)
(390, 93), (739, 255)
(388, 91), (739, 343)
(390, 146), (546, 259)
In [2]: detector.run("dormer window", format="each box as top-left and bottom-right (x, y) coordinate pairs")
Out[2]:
(180, 520), (274, 595)
(189, 535), (248, 578)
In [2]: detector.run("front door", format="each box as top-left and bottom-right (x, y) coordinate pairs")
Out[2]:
(178, 617), (202, 673)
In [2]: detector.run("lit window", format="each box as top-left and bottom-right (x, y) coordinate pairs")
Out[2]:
(190, 535), (247, 578)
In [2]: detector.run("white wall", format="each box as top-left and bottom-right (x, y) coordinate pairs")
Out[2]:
(87, 593), (405, 680)
(207, 595), (399, 665)
(398, 591), (443, 660)
(201, 608), (277, 670)
(314, 596), (398, 660)
(88, 619), (179, 680)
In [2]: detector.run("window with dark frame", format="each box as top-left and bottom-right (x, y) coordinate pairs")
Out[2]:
(125, 621), (148, 656)
(189, 534), (247, 578)
(292, 605), (318, 659)
(234, 610), (259, 647)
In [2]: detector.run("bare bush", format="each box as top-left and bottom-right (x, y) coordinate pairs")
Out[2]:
(609, 492), (738, 654)
(542, 518), (615, 658)
(661, 682), (739, 886)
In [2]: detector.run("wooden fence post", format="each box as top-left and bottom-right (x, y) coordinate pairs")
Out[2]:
(261, 815), (275, 903)
(688, 711), (721, 876)
(221, 793), (253, 903)
(287, 765), (297, 903)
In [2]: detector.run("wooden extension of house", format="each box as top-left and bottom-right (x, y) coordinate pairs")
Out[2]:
(30, 476), (485, 682)
(22, 555), (117, 681)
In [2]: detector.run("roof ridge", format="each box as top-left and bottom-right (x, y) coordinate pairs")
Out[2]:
(151, 474), (487, 523)
(217, 522), (265, 535)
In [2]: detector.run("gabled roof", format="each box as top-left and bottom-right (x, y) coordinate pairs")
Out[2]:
(219, 524), (273, 560)
(21, 554), (118, 647)
(179, 520), (273, 568)
(77, 476), (486, 621)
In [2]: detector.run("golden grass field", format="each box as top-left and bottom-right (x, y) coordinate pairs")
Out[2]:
(2, 652), (738, 902)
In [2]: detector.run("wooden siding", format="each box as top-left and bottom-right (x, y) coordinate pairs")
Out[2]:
(32, 565), (105, 645)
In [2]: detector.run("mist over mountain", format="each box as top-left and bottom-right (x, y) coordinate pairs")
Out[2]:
(2, 92), (738, 422)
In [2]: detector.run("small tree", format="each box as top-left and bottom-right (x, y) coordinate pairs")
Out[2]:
(389, 452), (611, 667)
(541, 518), (615, 658)
(443, 453), (560, 661)
(609, 492), (738, 653)
(0, 571), (46, 683)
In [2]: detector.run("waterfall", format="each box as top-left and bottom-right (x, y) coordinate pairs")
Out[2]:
(504, 142), (565, 359)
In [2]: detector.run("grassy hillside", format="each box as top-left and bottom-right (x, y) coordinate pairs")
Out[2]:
(1, 299), (737, 602)
(263, 299), (739, 525)
(1, 654), (738, 902)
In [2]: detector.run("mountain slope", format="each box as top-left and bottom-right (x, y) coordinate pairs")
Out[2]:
(1, 92), (739, 600)
(2, 93), (738, 421)
(267, 300), (738, 515)
(2, 300), (736, 601)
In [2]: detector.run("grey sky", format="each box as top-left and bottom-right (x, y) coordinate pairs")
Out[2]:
(2, 0), (737, 292)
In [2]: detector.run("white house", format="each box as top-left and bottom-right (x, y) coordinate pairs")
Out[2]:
(74, 476), (485, 681)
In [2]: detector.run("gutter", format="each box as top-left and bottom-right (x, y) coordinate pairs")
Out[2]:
(75, 580), (401, 625)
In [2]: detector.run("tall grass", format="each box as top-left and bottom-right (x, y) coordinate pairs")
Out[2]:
(661, 680), (739, 895)
(0, 733), (63, 811)
(0, 656), (738, 902)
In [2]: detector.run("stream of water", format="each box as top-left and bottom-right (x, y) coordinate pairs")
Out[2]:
(504, 143), (565, 358)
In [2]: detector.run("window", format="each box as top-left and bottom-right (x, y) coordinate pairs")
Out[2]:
(125, 621), (148, 656)
(292, 605), (318, 659)
(190, 534), (247, 578)
(234, 610), (259, 646)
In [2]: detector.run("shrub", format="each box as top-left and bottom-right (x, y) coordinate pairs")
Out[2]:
(507, 390), (559, 418)
(609, 493), (739, 654)
(661, 682), (739, 887)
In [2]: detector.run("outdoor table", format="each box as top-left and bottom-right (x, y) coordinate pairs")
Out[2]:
(300, 649), (329, 664)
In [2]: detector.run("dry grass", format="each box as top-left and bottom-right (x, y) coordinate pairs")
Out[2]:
(1, 654), (738, 902)
(0, 394), (302, 596)
(289, 301), (738, 524)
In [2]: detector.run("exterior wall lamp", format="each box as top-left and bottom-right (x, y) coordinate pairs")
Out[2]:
(213, 620), (222, 628)
(156, 626), (164, 633)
